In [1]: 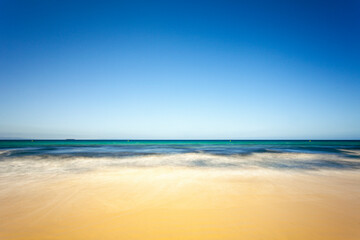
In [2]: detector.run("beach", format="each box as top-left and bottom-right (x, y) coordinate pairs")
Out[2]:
(0, 141), (359, 239)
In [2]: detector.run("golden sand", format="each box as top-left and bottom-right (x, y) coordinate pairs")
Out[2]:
(0, 168), (359, 240)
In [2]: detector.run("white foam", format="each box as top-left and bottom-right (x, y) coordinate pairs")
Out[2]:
(0, 150), (359, 178)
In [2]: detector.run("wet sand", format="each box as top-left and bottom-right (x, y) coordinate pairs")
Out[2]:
(0, 167), (359, 240)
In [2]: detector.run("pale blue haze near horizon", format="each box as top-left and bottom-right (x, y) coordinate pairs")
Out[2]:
(0, 0), (359, 139)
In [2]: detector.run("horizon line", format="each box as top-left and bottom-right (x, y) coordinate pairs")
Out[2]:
(1, 139), (360, 141)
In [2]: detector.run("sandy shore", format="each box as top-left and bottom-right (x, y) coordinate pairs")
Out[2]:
(0, 168), (359, 240)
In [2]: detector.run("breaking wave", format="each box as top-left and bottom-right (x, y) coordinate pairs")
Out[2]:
(0, 149), (359, 176)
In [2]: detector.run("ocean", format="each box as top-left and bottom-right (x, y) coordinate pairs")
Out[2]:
(1, 140), (360, 172)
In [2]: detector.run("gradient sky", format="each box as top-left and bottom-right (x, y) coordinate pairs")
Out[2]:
(1, 0), (359, 139)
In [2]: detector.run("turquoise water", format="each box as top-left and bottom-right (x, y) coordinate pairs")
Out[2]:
(1, 140), (359, 172)
(1, 139), (360, 147)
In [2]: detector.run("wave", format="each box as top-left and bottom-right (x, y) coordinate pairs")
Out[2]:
(0, 151), (359, 177)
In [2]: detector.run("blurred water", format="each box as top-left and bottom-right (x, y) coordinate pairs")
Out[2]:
(0, 140), (359, 176)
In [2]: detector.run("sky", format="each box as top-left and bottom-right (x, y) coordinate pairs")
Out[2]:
(0, 0), (359, 139)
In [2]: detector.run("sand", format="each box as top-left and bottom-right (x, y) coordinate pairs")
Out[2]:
(0, 168), (359, 240)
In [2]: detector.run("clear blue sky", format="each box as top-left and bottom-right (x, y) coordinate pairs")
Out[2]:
(0, 0), (359, 139)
